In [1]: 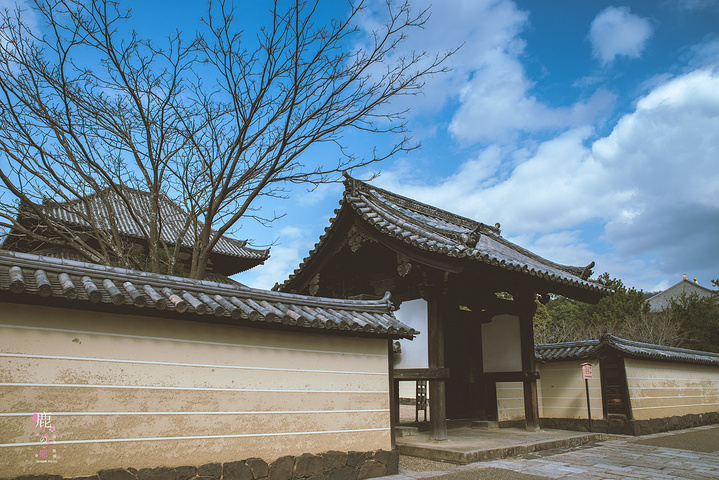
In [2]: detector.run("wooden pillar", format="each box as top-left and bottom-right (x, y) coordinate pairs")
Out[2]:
(518, 292), (540, 431)
(427, 293), (448, 440)
(388, 340), (397, 449)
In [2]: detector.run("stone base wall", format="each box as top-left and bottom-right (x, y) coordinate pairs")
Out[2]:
(500, 412), (719, 435)
(624, 411), (719, 436)
(2, 450), (399, 480)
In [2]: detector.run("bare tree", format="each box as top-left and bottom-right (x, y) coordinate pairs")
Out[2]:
(0, 0), (451, 278)
(535, 311), (687, 348)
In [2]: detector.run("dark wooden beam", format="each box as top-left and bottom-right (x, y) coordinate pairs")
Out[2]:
(424, 276), (448, 441)
(517, 292), (540, 431)
(354, 221), (465, 274)
(388, 339), (397, 449)
(394, 368), (451, 380)
(477, 371), (540, 382)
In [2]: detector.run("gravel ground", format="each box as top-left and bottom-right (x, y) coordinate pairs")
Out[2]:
(399, 403), (430, 424)
(399, 455), (455, 472)
(399, 455), (553, 479)
(629, 425), (719, 453)
(419, 468), (552, 480)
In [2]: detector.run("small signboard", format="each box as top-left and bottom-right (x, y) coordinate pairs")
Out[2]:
(581, 362), (593, 380)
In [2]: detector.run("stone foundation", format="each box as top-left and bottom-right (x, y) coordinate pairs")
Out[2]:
(2, 450), (399, 480)
(500, 412), (719, 435)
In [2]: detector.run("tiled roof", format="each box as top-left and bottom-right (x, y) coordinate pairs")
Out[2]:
(0, 250), (416, 339)
(6, 246), (245, 285)
(536, 334), (719, 366)
(535, 339), (600, 362)
(279, 175), (605, 296)
(646, 278), (717, 312)
(15, 186), (270, 264)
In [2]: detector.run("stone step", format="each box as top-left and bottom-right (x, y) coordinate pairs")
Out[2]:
(471, 420), (499, 430)
(395, 426), (419, 437)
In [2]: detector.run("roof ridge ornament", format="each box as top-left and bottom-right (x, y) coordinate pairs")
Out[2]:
(461, 226), (483, 248)
(343, 171), (358, 196)
(380, 291), (393, 311)
(580, 261), (595, 280)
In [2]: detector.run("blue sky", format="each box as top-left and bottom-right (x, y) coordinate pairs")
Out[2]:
(233, 0), (719, 294)
(2, 0), (718, 294)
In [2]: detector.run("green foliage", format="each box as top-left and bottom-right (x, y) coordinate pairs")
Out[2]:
(583, 273), (649, 328)
(532, 299), (552, 343)
(541, 273), (649, 338)
(537, 273), (719, 351)
(668, 293), (719, 353)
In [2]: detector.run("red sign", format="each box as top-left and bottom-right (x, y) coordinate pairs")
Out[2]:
(581, 362), (593, 379)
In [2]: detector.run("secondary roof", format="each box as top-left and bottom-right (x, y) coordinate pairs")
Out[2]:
(536, 334), (719, 367)
(2, 186), (270, 276)
(0, 249), (416, 339)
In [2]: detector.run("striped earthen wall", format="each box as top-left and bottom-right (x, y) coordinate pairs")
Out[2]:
(624, 358), (719, 421)
(538, 361), (603, 420)
(496, 382), (535, 422)
(0, 302), (391, 477)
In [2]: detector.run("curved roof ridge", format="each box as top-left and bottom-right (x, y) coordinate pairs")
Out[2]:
(646, 278), (718, 302)
(536, 338), (600, 349)
(345, 175), (500, 235)
(603, 333), (719, 360)
(353, 190), (465, 250)
(344, 175), (602, 290)
(277, 175), (607, 298)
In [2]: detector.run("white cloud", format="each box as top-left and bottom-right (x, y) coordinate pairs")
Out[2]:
(448, 54), (616, 143)
(360, 0), (615, 144)
(686, 38), (719, 69)
(235, 226), (315, 290)
(594, 69), (719, 274)
(296, 182), (344, 207)
(589, 6), (653, 65)
(666, 0), (719, 11)
(376, 127), (631, 235)
(376, 67), (719, 290)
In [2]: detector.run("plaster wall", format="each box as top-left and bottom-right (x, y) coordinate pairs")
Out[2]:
(537, 361), (603, 420)
(398, 381), (416, 400)
(496, 381), (537, 422)
(0, 302), (391, 477)
(393, 299), (428, 369)
(481, 315), (522, 373)
(624, 358), (719, 421)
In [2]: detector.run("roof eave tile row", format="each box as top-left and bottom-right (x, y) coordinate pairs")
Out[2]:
(0, 250), (416, 339)
(346, 187), (606, 296)
(536, 334), (719, 367)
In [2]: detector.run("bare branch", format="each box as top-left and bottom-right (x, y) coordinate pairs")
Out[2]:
(0, 0), (453, 279)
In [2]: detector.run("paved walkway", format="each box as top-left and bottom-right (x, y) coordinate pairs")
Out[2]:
(397, 424), (611, 464)
(391, 424), (719, 480)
